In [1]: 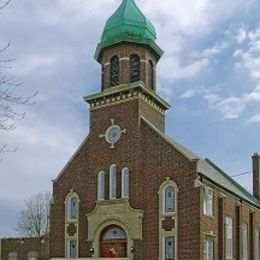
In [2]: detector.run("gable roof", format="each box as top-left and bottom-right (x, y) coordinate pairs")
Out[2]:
(141, 117), (260, 209)
(197, 159), (260, 208)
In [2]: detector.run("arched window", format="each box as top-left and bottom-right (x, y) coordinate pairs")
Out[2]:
(148, 60), (154, 90)
(109, 164), (117, 200)
(164, 185), (175, 213)
(66, 194), (78, 221)
(100, 226), (127, 258)
(130, 54), (140, 83)
(97, 171), (105, 201)
(159, 179), (178, 260)
(121, 167), (129, 199)
(101, 65), (105, 91)
(110, 56), (119, 86)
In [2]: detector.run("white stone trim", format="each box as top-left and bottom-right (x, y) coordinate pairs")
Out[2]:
(158, 177), (178, 260)
(64, 191), (79, 259)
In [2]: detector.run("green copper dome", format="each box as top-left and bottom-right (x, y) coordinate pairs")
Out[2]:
(95, 0), (163, 62)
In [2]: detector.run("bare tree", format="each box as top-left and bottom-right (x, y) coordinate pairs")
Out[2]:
(15, 192), (52, 237)
(0, 0), (11, 10)
(0, 0), (37, 158)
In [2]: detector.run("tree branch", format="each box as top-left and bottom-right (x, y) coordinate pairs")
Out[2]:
(0, 0), (11, 10)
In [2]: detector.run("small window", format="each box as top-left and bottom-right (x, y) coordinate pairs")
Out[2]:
(255, 228), (260, 260)
(130, 54), (140, 83)
(148, 60), (154, 90)
(203, 240), (214, 260)
(67, 239), (77, 258)
(28, 251), (38, 260)
(203, 186), (213, 216)
(8, 252), (18, 260)
(225, 217), (233, 260)
(242, 223), (248, 260)
(109, 164), (117, 200)
(97, 171), (105, 201)
(165, 236), (175, 260)
(110, 56), (119, 86)
(164, 185), (175, 213)
(121, 167), (129, 199)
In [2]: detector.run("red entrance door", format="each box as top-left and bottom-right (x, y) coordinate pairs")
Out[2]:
(100, 226), (127, 258)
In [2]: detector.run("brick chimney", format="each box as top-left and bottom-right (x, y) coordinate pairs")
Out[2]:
(252, 153), (260, 200)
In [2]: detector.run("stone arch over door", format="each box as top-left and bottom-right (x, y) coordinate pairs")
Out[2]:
(87, 200), (144, 259)
(100, 225), (127, 257)
(91, 219), (134, 259)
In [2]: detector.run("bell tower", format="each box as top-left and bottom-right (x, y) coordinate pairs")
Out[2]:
(85, 0), (170, 133)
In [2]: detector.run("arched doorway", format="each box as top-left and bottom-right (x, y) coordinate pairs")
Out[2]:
(100, 225), (127, 257)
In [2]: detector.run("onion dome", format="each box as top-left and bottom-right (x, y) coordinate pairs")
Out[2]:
(95, 0), (163, 62)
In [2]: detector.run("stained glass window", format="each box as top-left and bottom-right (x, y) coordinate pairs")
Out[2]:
(102, 226), (127, 241)
(165, 236), (175, 260)
(97, 171), (105, 201)
(110, 56), (119, 86)
(121, 167), (129, 199)
(68, 240), (77, 258)
(148, 60), (154, 90)
(68, 196), (78, 220)
(109, 164), (117, 200)
(101, 65), (105, 90)
(165, 185), (175, 213)
(130, 54), (140, 83)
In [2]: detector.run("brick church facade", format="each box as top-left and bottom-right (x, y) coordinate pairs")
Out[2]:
(1, 0), (260, 259)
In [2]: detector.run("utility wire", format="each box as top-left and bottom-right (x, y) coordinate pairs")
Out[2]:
(231, 171), (252, 178)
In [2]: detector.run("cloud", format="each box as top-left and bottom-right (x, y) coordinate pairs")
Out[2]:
(159, 57), (209, 84)
(192, 41), (230, 59)
(215, 97), (246, 119)
(180, 89), (197, 99)
(248, 113), (260, 123)
(12, 53), (65, 76)
(204, 85), (260, 119)
(236, 26), (247, 44)
(233, 25), (260, 80)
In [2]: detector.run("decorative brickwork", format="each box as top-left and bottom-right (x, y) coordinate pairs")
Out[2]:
(67, 223), (77, 237)
(162, 217), (175, 231)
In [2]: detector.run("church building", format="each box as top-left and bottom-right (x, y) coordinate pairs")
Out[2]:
(1, 0), (260, 259)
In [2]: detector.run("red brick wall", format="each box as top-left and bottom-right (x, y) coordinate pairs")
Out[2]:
(50, 95), (200, 259)
(0, 236), (49, 260)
